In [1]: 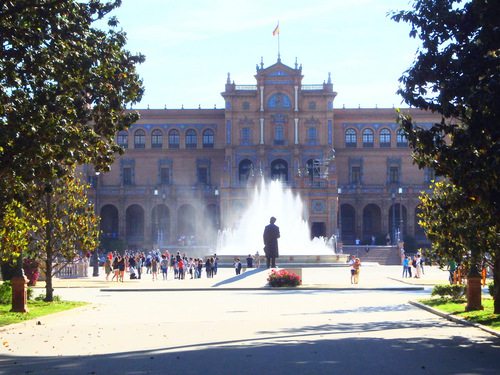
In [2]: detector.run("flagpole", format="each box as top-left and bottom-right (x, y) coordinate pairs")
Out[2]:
(273, 22), (280, 62)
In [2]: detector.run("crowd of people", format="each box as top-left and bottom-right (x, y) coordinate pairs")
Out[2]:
(102, 250), (220, 282)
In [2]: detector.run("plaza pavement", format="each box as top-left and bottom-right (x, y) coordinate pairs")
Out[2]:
(1, 264), (499, 375)
(31, 262), (451, 290)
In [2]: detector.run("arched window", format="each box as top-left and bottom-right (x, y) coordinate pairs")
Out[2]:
(270, 159), (288, 182)
(168, 129), (180, 149)
(345, 129), (357, 148)
(274, 124), (284, 145)
(186, 129), (197, 149)
(267, 93), (292, 109)
(151, 129), (162, 149)
(380, 128), (391, 147)
(397, 129), (408, 147)
(134, 129), (145, 149)
(362, 129), (374, 147)
(202, 129), (214, 149)
(117, 130), (128, 149)
(238, 159), (254, 184)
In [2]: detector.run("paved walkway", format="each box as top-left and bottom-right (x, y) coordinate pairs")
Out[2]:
(31, 263), (452, 290)
(1, 265), (498, 375)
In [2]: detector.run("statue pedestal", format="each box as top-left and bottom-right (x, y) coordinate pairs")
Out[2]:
(10, 276), (29, 313)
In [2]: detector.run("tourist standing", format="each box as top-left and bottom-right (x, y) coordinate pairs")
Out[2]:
(103, 257), (112, 281)
(263, 216), (280, 268)
(235, 258), (242, 275)
(254, 251), (261, 268)
(402, 256), (409, 278)
(348, 255), (356, 284)
(353, 258), (361, 284)
(246, 254), (254, 268)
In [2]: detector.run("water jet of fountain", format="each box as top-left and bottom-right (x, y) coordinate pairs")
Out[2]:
(217, 180), (336, 256)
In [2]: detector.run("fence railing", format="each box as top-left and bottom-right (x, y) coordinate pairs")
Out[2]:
(38, 260), (90, 279)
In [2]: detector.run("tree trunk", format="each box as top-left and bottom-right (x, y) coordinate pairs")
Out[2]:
(44, 193), (54, 302)
(494, 255), (500, 314)
(44, 254), (54, 302)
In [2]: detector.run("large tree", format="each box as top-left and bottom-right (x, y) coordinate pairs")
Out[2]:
(392, 0), (500, 308)
(28, 172), (100, 302)
(0, 0), (144, 210)
(419, 181), (500, 312)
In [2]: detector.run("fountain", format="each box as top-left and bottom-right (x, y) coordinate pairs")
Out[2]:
(216, 180), (348, 267)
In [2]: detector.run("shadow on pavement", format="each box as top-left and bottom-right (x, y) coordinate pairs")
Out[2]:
(212, 268), (267, 287)
(2, 320), (499, 375)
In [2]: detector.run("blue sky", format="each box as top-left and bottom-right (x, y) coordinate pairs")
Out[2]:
(109, 0), (419, 110)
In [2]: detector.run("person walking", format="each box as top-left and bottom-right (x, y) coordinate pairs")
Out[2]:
(103, 256), (112, 281)
(234, 258), (242, 275)
(348, 255), (356, 284)
(263, 216), (280, 268)
(353, 258), (361, 284)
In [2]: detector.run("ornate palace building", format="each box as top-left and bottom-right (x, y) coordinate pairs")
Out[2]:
(82, 58), (440, 251)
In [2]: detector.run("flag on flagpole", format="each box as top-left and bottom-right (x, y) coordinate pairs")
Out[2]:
(273, 24), (279, 36)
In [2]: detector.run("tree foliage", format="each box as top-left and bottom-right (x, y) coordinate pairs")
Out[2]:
(0, 0), (144, 210)
(392, 0), (500, 214)
(392, 0), (500, 312)
(28, 172), (100, 301)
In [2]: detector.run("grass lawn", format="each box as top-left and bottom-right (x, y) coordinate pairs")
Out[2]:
(419, 298), (500, 331)
(0, 300), (87, 327)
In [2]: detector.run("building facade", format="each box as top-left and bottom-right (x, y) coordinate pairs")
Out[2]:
(82, 59), (440, 251)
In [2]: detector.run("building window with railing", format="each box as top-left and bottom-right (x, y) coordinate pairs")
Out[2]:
(186, 129), (197, 149)
(123, 167), (133, 185)
(397, 129), (408, 148)
(380, 128), (391, 148)
(160, 167), (170, 185)
(362, 129), (374, 148)
(134, 129), (145, 149)
(117, 130), (128, 149)
(202, 129), (214, 149)
(345, 129), (357, 148)
(274, 124), (284, 145)
(308, 127), (317, 141)
(151, 129), (163, 149)
(168, 129), (180, 149)
(389, 166), (400, 184)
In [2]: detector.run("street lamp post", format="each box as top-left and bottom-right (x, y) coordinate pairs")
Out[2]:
(398, 187), (403, 243)
(92, 171), (100, 277)
(337, 188), (342, 244)
(391, 191), (396, 246)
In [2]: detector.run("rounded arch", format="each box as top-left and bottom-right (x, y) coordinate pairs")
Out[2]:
(267, 92), (292, 109)
(134, 129), (146, 149)
(379, 128), (391, 147)
(152, 204), (170, 245)
(340, 203), (356, 243)
(117, 130), (129, 148)
(362, 203), (382, 237)
(238, 158), (254, 184)
(362, 128), (374, 147)
(168, 128), (180, 149)
(388, 203), (407, 244)
(126, 204), (144, 237)
(203, 204), (219, 245)
(177, 204), (196, 238)
(185, 128), (197, 149)
(270, 159), (288, 182)
(101, 204), (119, 237)
(202, 128), (214, 148)
(151, 128), (163, 149)
(345, 128), (357, 147)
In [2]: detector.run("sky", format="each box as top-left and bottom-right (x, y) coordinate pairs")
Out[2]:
(106, 0), (420, 110)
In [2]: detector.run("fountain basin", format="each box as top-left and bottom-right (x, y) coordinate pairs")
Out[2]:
(215, 254), (349, 267)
